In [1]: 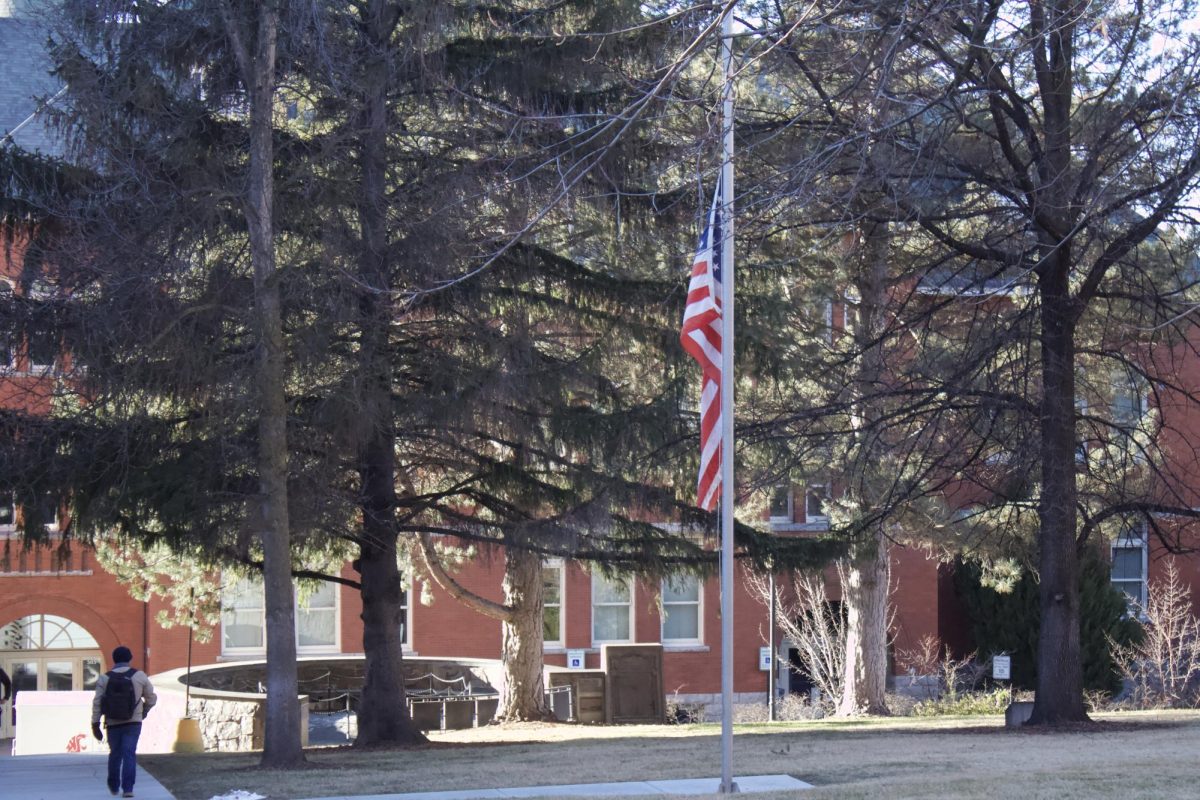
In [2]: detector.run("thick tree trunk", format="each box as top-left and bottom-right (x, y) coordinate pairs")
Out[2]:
(351, 0), (425, 747)
(837, 533), (890, 716)
(228, 3), (304, 767)
(1028, 264), (1088, 725)
(356, 534), (424, 744)
(416, 536), (552, 721)
(497, 547), (553, 721)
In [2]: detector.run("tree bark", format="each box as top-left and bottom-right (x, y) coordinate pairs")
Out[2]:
(497, 547), (553, 721)
(837, 534), (890, 716)
(837, 220), (891, 717)
(415, 535), (553, 721)
(351, 0), (425, 747)
(221, 0), (304, 767)
(1028, 262), (1088, 724)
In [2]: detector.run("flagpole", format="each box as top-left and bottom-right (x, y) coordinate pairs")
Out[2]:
(718, 2), (737, 794)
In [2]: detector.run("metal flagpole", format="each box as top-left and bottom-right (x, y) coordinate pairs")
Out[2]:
(718, 2), (737, 793)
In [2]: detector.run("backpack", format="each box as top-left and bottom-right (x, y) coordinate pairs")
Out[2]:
(100, 669), (139, 722)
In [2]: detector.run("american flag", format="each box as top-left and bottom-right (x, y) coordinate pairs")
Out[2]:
(679, 188), (723, 511)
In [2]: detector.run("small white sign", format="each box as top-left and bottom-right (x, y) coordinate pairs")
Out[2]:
(993, 653), (1011, 681)
(567, 649), (586, 670)
(759, 646), (773, 672)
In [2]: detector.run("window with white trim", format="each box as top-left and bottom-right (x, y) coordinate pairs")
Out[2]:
(26, 326), (57, 372)
(661, 574), (702, 644)
(805, 484), (828, 524)
(1111, 529), (1148, 609)
(399, 580), (410, 649)
(591, 573), (633, 644)
(0, 491), (14, 529)
(296, 580), (337, 649)
(769, 486), (793, 523)
(221, 576), (265, 652)
(221, 575), (341, 655)
(542, 560), (564, 647)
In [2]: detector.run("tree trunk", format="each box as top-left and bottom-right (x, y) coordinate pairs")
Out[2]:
(837, 533), (890, 716)
(416, 536), (552, 721)
(837, 220), (891, 717)
(356, 534), (424, 744)
(350, 0), (425, 747)
(1028, 262), (1088, 725)
(497, 547), (553, 721)
(230, 2), (304, 767)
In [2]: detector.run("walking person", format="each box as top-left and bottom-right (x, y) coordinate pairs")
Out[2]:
(91, 646), (156, 798)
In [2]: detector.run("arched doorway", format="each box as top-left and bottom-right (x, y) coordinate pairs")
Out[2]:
(0, 614), (104, 740)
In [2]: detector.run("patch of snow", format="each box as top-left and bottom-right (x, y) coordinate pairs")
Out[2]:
(208, 791), (266, 800)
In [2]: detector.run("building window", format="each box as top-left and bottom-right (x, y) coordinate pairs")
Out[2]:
(296, 581), (338, 650)
(399, 582), (410, 649)
(1111, 529), (1148, 609)
(221, 575), (340, 655)
(0, 614), (100, 650)
(592, 573), (633, 644)
(1112, 372), (1147, 425)
(805, 484), (828, 524)
(661, 574), (702, 644)
(769, 486), (793, 523)
(25, 328), (57, 372)
(221, 576), (265, 652)
(0, 492), (14, 529)
(543, 560), (564, 647)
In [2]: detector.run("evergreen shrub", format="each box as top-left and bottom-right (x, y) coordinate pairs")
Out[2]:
(955, 550), (1143, 695)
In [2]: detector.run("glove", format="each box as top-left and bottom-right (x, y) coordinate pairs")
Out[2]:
(92, 722), (103, 742)
(142, 706), (151, 719)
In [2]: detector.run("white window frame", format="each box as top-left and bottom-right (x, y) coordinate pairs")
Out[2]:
(400, 574), (412, 650)
(768, 485), (793, 524)
(591, 573), (634, 645)
(660, 574), (703, 646)
(25, 328), (57, 373)
(220, 575), (342, 656)
(0, 491), (15, 532)
(295, 580), (340, 654)
(220, 576), (266, 655)
(1111, 529), (1148, 611)
(542, 558), (565, 649)
(804, 484), (829, 524)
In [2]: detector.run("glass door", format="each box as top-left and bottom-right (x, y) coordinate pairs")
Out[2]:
(0, 653), (103, 740)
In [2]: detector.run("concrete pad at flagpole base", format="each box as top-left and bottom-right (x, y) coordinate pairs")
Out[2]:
(297, 774), (812, 800)
(2, 753), (177, 799)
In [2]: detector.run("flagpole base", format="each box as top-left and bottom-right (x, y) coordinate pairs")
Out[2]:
(719, 780), (740, 794)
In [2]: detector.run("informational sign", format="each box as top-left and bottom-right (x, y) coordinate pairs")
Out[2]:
(567, 649), (586, 670)
(759, 646), (773, 672)
(992, 653), (1011, 681)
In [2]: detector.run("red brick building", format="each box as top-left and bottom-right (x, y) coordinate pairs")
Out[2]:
(4, 3), (1200, 748)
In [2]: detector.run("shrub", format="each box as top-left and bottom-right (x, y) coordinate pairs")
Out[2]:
(912, 687), (1012, 717)
(1112, 562), (1200, 709)
(955, 550), (1142, 695)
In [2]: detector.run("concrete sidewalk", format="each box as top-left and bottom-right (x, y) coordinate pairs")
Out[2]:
(2, 753), (176, 799)
(300, 774), (813, 800)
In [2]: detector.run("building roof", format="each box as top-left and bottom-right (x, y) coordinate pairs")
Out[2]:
(0, 16), (64, 157)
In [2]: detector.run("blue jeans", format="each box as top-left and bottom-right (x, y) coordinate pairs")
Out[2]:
(106, 722), (141, 794)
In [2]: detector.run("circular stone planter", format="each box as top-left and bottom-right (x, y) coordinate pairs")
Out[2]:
(151, 655), (504, 752)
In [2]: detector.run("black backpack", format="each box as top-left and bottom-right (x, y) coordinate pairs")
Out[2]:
(100, 669), (139, 722)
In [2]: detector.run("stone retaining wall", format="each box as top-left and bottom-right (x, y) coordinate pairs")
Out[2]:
(189, 696), (265, 751)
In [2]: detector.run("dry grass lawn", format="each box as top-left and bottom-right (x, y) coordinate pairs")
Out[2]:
(143, 710), (1200, 800)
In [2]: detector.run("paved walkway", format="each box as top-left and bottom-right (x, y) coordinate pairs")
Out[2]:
(2, 753), (176, 799)
(300, 774), (813, 800)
